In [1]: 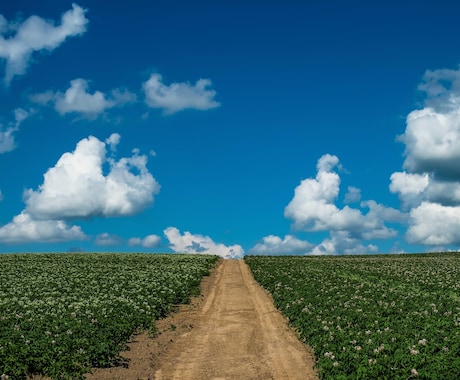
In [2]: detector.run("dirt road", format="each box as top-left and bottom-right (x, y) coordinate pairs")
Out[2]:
(87, 259), (318, 380)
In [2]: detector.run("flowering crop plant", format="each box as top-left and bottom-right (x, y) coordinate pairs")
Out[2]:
(245, 252), (460, 380)
(0, 253), (218, 379)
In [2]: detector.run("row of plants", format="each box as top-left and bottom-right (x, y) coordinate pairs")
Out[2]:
(0, 253), (218, 379)
(245, 253), (460, 379)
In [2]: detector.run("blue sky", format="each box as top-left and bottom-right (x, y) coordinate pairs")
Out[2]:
(1, 1), (460, 257)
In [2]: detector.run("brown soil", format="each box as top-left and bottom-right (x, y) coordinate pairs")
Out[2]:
(85, 259), (319, 380)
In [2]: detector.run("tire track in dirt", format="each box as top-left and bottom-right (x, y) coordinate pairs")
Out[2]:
(154, 259), (318, 380)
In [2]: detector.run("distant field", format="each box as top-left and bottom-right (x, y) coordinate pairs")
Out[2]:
(245, 253), (460, 380)
(0, 253), (218, 379)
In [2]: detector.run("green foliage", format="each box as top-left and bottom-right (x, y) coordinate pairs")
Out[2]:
(0, 253), (218, 379)
(245, 253), (460, 379)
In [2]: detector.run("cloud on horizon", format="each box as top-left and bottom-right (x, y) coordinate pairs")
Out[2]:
(143, 73), (220, 114)
(248, 234), (314, 255)
(0, 134), (159, 244)
(128, 234), (161, 248)
(0, 212), (86, 243)
(284, 154), (402, 238)
(164, 227), (243, 259)
(390, 66), (460, 247)
(0, 4), (88, 85)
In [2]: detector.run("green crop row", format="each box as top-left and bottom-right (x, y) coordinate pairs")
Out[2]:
(0, 253), (218, 379)
(245, 253), (460, 380)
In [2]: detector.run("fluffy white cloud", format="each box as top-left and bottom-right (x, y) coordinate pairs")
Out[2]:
(284, 154), (401, 239)
(105, 133), (121, 151)
(398, 67), (460, 181)
(32, 79), (136, 118)
(0, 212), (85, 243)
(310, 232), (378, 256)
(390, 66), (460, 247)
(143, 73), (220, 114)
(0, 4), (88, 84)
(128, 234), (161, 248)
(164, 227), (244, 259)
(249, 235), (313, 255)
(94, 232), (122, 246)
(24, 133), (160, 220)
(399, 107), (460, 180)
(406, 202), (460, 245)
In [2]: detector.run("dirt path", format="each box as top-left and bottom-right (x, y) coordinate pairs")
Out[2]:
(86, 259), (318, 380)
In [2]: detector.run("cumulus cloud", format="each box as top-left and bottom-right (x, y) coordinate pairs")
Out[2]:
(164, 227), (244, 259)
(128, 234), (161, 248)
(249, 235), (314, 255)
(406, 202), (460, 245)
(105, 133), (121, 152)
(24, 133), (160, 220)
(390, 172), (429, 209)
(284, 154), (401, 239)
(310, 231), (378, 256)
(0, 212), (85, 243)
(32, 79), (136, 118)
(390, 65), (460, 247)
(143, 73), (220, 114)
(398, 67), (460, 181)
(94, 232), (122, 246)
(0, 4), (88, 84)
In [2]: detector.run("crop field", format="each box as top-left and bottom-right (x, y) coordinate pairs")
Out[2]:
(245, 253), (460, 380)
(0, 253), (218, 379)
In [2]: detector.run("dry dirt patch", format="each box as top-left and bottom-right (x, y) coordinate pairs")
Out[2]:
(85, 259), (318, 380)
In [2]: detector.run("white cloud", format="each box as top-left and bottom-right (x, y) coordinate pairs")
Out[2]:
(0, 4), (88, 84)
(0, 107), (29, 153)
(143, 73), (220, 114)
(105, 133), (121, 152)
(249, 235), (314, 255)
(95, 232), (121, 246)
(398, 67), (460, 181)
(128, 234), (161, 248)
(32, 79), (136, 118)
(164, 227), (244, 259)
(0, 189), (3, 202)
(399, 107), (460, 180)
(24, 133), (160, 220)
(0, 212), (86, 243)
(0, 125), (17, 153)
(310, 231), (379, 256)
(406, 202), (460, 246)
(417, 67), (460, 108)
(344, 186), (361, 204)
(284, 154), (401, 240)
(390, 171), (429, 209)
(390, 66), (460, 248)
(14, 108), (29, 127)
